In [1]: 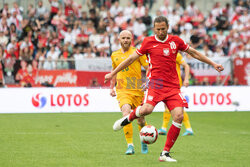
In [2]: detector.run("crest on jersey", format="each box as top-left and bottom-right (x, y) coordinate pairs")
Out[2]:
(169, 41), (177, 54)
(163, 48), (170, 56)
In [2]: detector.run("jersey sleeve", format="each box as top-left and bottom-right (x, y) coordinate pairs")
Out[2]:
(176, 53), (185, 65)
(111, 54), (116, 69)
(175, 36), (189, 52)
(139, 54), (148, 67)
(136, 38), (148, 56)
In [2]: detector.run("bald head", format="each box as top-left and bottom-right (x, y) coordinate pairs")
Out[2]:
(119, 30), (133, 51)
(119, 30), (132, 39)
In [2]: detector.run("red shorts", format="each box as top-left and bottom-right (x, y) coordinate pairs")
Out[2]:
(143, 88), (188, 111)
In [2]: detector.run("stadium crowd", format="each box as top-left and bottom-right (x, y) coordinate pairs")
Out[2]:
(0, 0), (249, 87)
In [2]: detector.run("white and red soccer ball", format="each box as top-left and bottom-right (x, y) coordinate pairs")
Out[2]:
(140, 125), (158, 144)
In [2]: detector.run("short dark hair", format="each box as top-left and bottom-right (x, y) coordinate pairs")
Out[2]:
(154, 16), (169, 27)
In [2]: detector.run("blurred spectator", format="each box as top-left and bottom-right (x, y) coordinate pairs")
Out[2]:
(191, 9), (204, 28)
(201, 77), (210, 86)
(186, 1), (198, 17)
(190, 29), (203, 49)
(213, 46), (225, 57)
(200, 45), (213, 57)
(236, 45), (250, 58)
(228, 77), (240, 85)
(124, 1), (134, 20)
(134, 1), (145, 18)
(60, 25), (75, 45)
(0, 45), (5, 59)
(96, 32), (110, 57)
(175, 2), (184, 16)
(62, 44), (71, 59)
(179, 28), (191, 43)
(142, 8), (152, 29)
(43, 56), (55, 70)
(211, 2), (221, 18)
(0, 30), (8, 47)
(79, 11), (88, 25)
(89, 77), (100, 87)
(3, 53), (16, 77)
(89, 28), (101, 47)
(99, 5), (108, 19)
(83, 47), (96, 58)
(15, 60), (28, 83)
(51, 10), (68, 30)
(212, 76), (222, 85)
(36, 0), (48, 19)
(133, 18), (146, 39)
(49, 0), (60, 20)
(215, 9), (230, 30)
(20, 64), (34, 87)
(97, 19), (107, 34)
(1, 3), (9, 16)
(111, 37), (121, 52)
(86, 0), (100, 15)
(205, 13), (217, 31)
(6, 37), (19, 59)
(73, 47), (84, 60)
(19, 37), (34, 60)
(89, 9), (99, 29)
(56, 55), (69, 69)
(114, 12), (127, 29)
(85, 20), (95, 35)
(110, 1), (123, 17)
(160, 0), (172, 17)
(76, 25), (89, 47)
(46, 45), (60, 61)
(35, 49), (46, 61)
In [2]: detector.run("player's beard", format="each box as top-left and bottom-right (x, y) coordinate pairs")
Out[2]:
(121, 41), (131, 51)
(158, 33), (167, 41)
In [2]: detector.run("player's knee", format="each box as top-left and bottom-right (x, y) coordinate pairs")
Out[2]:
(141, 106), (153, 116)
(173, 113), (183, 123)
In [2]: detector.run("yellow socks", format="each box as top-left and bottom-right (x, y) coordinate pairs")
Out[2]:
(161, 109), (171, 129)
(183, 111), (193, 132)
(123, 123), (133, 145)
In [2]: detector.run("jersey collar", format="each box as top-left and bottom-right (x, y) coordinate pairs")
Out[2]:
(154, 35), (168, 43)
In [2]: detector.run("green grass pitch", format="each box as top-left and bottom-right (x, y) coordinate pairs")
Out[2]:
(0, 112), (249, 167)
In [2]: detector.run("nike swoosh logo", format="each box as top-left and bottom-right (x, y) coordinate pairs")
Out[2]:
(153, 45), (159, 48)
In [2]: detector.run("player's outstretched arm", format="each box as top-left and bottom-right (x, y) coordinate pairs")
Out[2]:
(185, 47), (224, 72)
(110, 69), (117, 97)
(104, 52), (140, 83)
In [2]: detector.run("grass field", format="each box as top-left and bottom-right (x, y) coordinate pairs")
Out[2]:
(0, 112), (249, 167)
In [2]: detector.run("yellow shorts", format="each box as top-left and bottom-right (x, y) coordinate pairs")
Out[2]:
(117, 94), (143, 109)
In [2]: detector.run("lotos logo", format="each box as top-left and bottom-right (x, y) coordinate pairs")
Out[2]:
(32, 94), (47, 108)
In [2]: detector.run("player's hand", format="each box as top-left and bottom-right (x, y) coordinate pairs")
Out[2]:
(110, 89), (116, 97)
(213, 64), (224, 72)
(104, 73), (113, 83)
(183, 79), (189, 87)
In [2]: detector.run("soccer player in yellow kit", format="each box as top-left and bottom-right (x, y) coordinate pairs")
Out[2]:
(158, 53), (194, 136)
(110, 30), (149, 154)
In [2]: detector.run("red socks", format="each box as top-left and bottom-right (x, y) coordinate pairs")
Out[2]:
(128, 106), (141, 122)
(164, 121), (182, 152)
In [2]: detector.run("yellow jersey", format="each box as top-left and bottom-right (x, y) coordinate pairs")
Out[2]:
(176, 53), (185, 87)
(111, 46), (148, 96)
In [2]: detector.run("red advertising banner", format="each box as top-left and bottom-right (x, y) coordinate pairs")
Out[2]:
(76, 71), (109, 87)
(35, 70), (77, 87)
(0, 63), (3, 81)
(234, 58), (250, 85)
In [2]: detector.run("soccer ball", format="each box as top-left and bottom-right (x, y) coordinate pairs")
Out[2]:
(140, 125), (158, 144)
